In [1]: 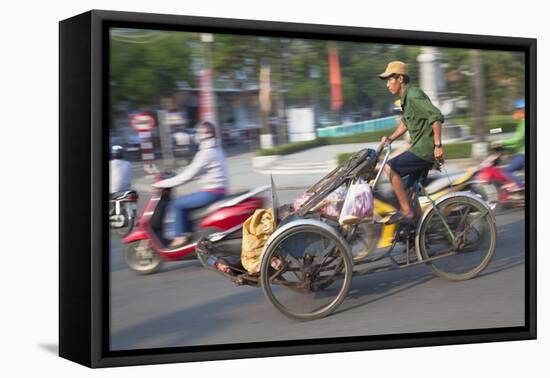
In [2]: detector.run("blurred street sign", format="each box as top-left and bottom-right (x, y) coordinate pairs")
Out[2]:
(130, 112), (158, 178)
(130, 113), (156, 132)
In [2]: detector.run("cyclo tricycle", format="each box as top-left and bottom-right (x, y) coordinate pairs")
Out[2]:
(196, 143), (497, 321)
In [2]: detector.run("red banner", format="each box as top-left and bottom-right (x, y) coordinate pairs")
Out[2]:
(259, 64), (271, 113)
(328, 47), (343, 111)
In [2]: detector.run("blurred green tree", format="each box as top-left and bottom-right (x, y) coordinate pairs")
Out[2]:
(109, 28), (525, 123)
(110, 29), (195, 110)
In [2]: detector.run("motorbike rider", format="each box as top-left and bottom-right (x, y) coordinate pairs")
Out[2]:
(153, 121), (228, 248)
(378, 61), (445, 224)
(110, 145), (132, 195)
(492, 99), (525, 190)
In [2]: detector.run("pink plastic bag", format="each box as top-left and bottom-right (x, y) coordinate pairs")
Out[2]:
(293, 191), (315, 212)
(338, 179), (374, 225)
(321, 185), (348, 217)
(293, 185), (348, 218)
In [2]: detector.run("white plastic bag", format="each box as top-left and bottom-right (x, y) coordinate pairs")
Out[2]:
(338, 179), (374, 225)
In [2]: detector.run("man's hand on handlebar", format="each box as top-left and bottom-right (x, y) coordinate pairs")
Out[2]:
(434, 145), (444, 161)
(377, 136), (392, 155)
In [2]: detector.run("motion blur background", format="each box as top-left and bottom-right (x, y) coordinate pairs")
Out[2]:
(108, 25), (528, 351)
(109, 29), (524, 166)
(1, 0), (546, 377)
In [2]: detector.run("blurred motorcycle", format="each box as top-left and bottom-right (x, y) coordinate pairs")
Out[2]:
(109, 190), (139, 237)
(473, 145), (525, 209)
(121, 173), (269, 274)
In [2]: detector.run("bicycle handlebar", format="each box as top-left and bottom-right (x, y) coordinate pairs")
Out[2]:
(376, 141), (387, 156)
(372, 143), (392, 189)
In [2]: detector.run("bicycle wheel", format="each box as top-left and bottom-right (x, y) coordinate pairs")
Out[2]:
(416, 195), (497, 281)
(260, 224), (353, 321)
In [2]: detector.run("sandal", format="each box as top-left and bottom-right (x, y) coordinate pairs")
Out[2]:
(385, 211), (415, 225)
(169, 234), (191, 248)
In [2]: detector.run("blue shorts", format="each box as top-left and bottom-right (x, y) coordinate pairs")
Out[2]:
(387, 151), (434, 188)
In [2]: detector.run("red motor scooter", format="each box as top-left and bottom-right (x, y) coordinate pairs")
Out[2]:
(122, 177), (269, 274)
(473, 147), (525, 209)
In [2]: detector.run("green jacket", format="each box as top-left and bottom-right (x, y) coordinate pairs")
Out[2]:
(502, 119), (525, 155)
(401, 85), (445, 162)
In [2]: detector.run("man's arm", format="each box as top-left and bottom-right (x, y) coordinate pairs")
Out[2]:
(501, 120), (525, 152)
(383, 120), (408, 144)
(406, 88), (445, 161)
(152, 148), (209, 188)
(432, 121), (444, 160)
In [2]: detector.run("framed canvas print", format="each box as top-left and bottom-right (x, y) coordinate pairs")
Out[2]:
(59, 9), (536, 368)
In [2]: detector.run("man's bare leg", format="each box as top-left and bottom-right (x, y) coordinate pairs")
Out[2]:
(384, 164), (414, 219)
(410, 190), (422, 219)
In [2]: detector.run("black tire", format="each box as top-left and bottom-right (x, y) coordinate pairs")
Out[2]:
(115, 204), (136, 237)
(416, 195), (496, 281)
(260, 224), (353, 321)
(123, 240), (162, 275)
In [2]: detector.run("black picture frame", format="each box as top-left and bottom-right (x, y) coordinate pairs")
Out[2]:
(59, 9), (537, 368)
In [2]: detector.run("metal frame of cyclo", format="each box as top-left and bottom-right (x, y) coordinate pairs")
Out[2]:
(375, 144), (495, 247)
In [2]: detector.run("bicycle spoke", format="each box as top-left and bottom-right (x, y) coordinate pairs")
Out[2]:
(455, 210), (490, 240)
(261, 225), (352, 320)
(419, 197), (496, 281)
(273, 247), (303, 282)
(456, 205), (471, 230)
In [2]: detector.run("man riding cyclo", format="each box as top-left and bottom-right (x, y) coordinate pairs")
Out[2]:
(378, 61), (445, 224)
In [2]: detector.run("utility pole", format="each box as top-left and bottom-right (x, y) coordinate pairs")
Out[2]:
(470, 49), (488, 160)
(310, 65), (320, 128)
(274, 49), (290, 145)
(259, 57), (274, 149)
(156, 109), (175, 170)
(199, 33), (221, 142)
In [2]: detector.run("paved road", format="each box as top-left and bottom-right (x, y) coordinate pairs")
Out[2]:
(109, 205), (525, 351)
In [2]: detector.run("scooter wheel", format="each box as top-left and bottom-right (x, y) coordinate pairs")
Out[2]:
(123, 240), (162, 275)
